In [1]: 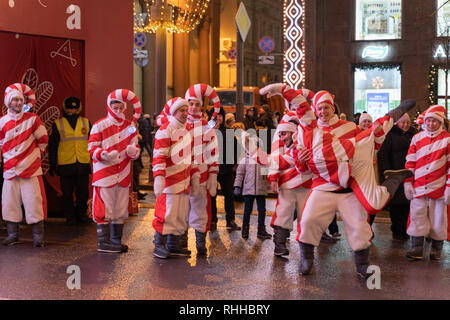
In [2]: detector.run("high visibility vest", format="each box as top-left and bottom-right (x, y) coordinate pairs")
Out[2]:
(55, 116), (91, 165)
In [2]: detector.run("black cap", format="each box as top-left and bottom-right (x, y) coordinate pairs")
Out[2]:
(64, 97), (81, 109)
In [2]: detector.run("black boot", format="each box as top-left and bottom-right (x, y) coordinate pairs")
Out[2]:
(387, 99), (416, 123)
(241, 224), (249, 239)
(299, 242), (314, 275)
(2, 222), (19, 246)
(210, 221), (217, 232)
(97, 224), (122, 253)
(153, 232), (169, 259)
(382, 169), (414, 198)
(195, 230), (207, 256)
(110, 223), (128, 253)
(354, 247), (371, 279)
(273, 226), (289, 256)
(226, 220), (241, 231)
(406, 236), (424, 261)
(167, 234), (191, 257)
(31, 221), (44, 247)
(181, 230), (189, 251)
(257, 225), (272, 240)
(430, 240), (444, 260)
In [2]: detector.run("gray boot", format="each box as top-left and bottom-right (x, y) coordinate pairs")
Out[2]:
(110, 223), (128, 253)
(406, 236), (424, 261)
(387, 99), (416, 122)
(299, 242), (314, 275)
(382, 169), (414, 198)
(167, 234), (191, 257)
(354, 247), (370, 279)
(3, 222), (19, 246)
(153, 232), (169, 259)
(195, 230), (207, 256)
(97, 224), (122, 253)
(430, 240), (444, 260)
(31, 221), (44, 247)
(273, 226), (289, 256)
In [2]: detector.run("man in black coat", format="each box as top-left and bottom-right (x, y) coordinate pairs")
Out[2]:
(378, 113), (418, 240)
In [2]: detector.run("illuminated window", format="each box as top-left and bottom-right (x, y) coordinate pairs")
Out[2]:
(354, 66), (401, 119)
(437, 0), (450, 36)
(437, 68), (450, 117)
(355, 0), (402, 40)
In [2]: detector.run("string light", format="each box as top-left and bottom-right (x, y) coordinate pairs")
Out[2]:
(134, 0), (211, 34)
(283, 0), (306, 89)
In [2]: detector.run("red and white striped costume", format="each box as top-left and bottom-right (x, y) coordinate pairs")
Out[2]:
(0, 88), (47, 224)
(184, 84), (220, 233)
(152, 101), (198, 235)
(405, 105), (450, 240)
(89, 89), (141, 224)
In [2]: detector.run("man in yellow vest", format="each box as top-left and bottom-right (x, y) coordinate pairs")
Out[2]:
(49, 97), (92, 225)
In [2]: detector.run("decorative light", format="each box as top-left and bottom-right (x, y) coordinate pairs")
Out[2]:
(283, 0), (306, 89)
(134, 0), (211, 34)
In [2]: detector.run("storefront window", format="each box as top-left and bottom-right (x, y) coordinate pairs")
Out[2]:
(437, 0), (450, 36)
(354, 66), (401, 119)
(355, 0), (402, 40)
(437, 68), (450, 117)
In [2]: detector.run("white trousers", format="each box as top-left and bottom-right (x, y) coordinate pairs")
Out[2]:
(153, 193), (190, 236)
(92, 185), (129, 224)
(271, 187), (310, 231)
(189, 187), (211, 233)
(407, 197), (447, 240)
(2, 176), (46, 224)
(297, 190), (372, 251)
(350, 129), (390, 215)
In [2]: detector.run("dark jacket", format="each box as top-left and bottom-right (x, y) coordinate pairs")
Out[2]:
(216, 124), (238, 175)
(377, 125), (418, 204)
(49, 113), (92, 176)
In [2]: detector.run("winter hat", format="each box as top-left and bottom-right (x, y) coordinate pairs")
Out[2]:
(107, 89), (141, 123)
(277, 113), (298, 132)
(423, 105), (447, 124)
(415, 110), (426, 125)
(185, 83), (221, 120)
(155, 97), (187, 126)
(4, 83), (35, 109)
(168, 97), (188, 116)
(63, 97), (82, 114)
(311, 90), (335, 115)
(359, 113), (373, 125)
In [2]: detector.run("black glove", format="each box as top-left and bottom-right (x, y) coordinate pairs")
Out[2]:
(233, 187), (242, 197)
(49, 165), (57, 176)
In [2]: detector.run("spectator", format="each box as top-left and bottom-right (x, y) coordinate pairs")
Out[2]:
(340, 113), (347, 121)
(234, 134), (271, 240)
(378, 113), (418, 240)
(354, 112), (361, 125)
(359, 112), (373, 131)
(243, 108), (256, 130)
(138, 114), (152, 158)
(225, 113), (235, 128)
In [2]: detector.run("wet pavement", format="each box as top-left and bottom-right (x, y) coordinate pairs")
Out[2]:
(0, 207), (449, 300)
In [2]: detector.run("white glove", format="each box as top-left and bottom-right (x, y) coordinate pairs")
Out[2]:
(191, 174), (200, 197)
(126, 145), (139, 159)
(404, 182), (415, 201)
(154, 175), (165, 197)
(101, 150), (119, 164)
(445, 187), (450, 205)
(206, 173), (218, 197)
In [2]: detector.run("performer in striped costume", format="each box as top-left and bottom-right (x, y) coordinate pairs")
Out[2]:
(268, 114), (312, 257)
(152, 97), (200, 259)
(184, 84), (219, 256)
(1, 84), (48, 247)
(404, 105), (450, 261)
(88, 89), (141, 253)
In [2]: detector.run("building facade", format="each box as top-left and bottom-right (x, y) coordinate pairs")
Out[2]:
(305, 0), (450, 120)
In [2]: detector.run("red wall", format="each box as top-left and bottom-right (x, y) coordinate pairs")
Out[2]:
(0, 0), (133, 122)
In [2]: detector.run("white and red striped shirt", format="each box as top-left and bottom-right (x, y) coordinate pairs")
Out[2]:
(188, 116), (219, 186)
(268, 144), (312, 189)
(0, 110), (48, 180)
(405, 129), (450, 199)
(88, 114), (139, 188)
(153, 117), (197, 194)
